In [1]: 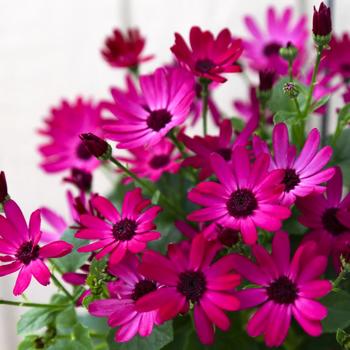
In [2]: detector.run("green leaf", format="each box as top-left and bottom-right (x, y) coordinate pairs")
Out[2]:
(107, 321), (173, 350)
(54, 229), (90, 273)
(55, 307), (77, 335)
(336, 329), (350, 349)
(310, 94), (330, 112)
(78, 313), (109, 333)
(230, 117), (245, 132)
(47, 324), (94, 350)
(322, 290), (350, 333)
(338, 103), (350, 125)
(18, 335), (38, 350)
(273, 111), (297, 124)
(17, 307), (60, 335)
(331, 129), (350, 187)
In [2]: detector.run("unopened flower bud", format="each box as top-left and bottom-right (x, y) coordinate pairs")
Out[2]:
(217, 225), (240, 247)
(79, 133), (112, 161)
(257, 70), (275, 103)
(0, 171), (9, 204)
(64, 168), (92, 192)
(283, 82), (299, 98)
(313, 2), (332, 48)
(279, 42), (298, 62)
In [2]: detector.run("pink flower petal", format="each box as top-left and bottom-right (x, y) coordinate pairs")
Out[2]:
(31, 260), (51, 286)
(39, 241), (73, 258)
(292, 305), (322, 337)
(13, 265), (32, 295)
(193, 304), (214, 345)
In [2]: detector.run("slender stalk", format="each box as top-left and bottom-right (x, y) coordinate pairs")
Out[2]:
(50, 259), (74, 300)
(0, 300), (68, 308)
(168, 130), (186, 158)
(200, 80), (210, 136)
(302, 49), (323, 120)
(292, 97), (302, 117)
(109, 156), (186, 218)
(51, 273), (74, 301)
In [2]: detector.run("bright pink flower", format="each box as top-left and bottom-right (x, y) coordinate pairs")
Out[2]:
(188, 147), (290, 244)
(243, 7), (308, 74)
(322, 33), (350, 80)
(89, 254), (161, 342)
(101, 28), (153, 69)
(104, 67), (194, 149)
(76, 188), (161, 265)
(38, 98), (104, 173)
(182, 114), (259, 180)
(136, 234), (241, 344)
(297, 167), (350, 271)
(190, 82), (221, 126)
(254, 123), (335, 206)
(231, 231), (332, 347)
(171, 26), (243, 83)
(118, 138), (181, 182)
(0, 200), (73, 295)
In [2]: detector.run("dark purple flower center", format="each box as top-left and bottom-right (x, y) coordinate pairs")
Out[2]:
(112, 218), (137, 241)
(217, 225), (240, 247)
(195, 59), (215, 73)
(146, 109), (172, 132)
(226, 189), (258, 217)
(16, 241), (40, 265)
(263, 42), (282, 57)
(177, 270), (207, 302)
(149, 155), (170, 169)
(132, 279), (157, 301)
(76, 142), (93, 161)
(267, 276), (298, 304)
(322, 207), (347, 236)
(216, 148), (232, 161)
(283, 168), (300, 192)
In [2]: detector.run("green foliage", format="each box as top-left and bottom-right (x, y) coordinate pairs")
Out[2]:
(336, 329), (350, 349)
(322, 290), (350, 333)
(17, 307), (60, 336)
(230, 117), (245, 132)
(54, 229), (90, 273)
(46, 324), (94, 350)
(107, 321), (173, 350)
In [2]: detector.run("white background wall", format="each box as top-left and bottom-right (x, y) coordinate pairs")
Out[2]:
(0, 0), (349, 348)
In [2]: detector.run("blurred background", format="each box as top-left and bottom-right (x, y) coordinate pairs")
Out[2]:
(0, 0), (349, 348)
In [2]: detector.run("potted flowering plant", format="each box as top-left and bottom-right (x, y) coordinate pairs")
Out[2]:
(1, 2), (350, 349)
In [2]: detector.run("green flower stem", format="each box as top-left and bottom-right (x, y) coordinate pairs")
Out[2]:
(109, 156), (186, 218)
(297, 48), (323, 144)
(0, 300), (68, 308)
(200, 79), (210, 136)
(50, 260), (74, 301)
(168, 130), (186, 158)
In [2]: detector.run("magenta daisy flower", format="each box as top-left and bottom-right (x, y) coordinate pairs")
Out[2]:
(188, 147), (290, 244)
(136, 234), (241, 345)
(297, 166), (350, 271)
(254, 123), (335, 206)
(171, 26), (243, 83)
(76, 188), (161, 265)
(118, 138), (181, 182)
(89, 254), (161, 342)
(0, 200), (73, 295)
(322, 33), (350, 80)
(101, 28), (153, 69)
(38, 98), (104, 173)
(181, 119), (235, 180)
(243, 7), (308, 74)
(231, 231), (332, 347)
(104, 67), (194, 149)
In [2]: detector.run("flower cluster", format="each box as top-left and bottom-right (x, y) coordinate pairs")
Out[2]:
(3, 2), (350, 350)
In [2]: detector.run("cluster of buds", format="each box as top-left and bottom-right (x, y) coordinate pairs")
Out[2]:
(283, 82), (299, 99)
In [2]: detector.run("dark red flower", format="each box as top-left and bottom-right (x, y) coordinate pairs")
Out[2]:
(171, 26), (243, 83)
(258, 70), (275, 92)
(313, 2), (332, 37)
(102, 28), (153, 69)
(63, 168), (92, 192)
(80, 133), (111, 160)
(0, 171), (8, 204)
